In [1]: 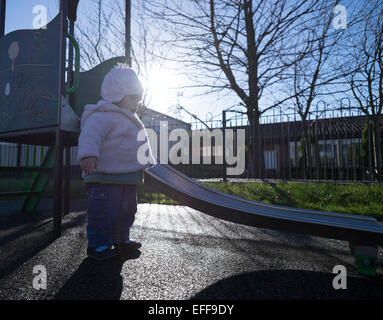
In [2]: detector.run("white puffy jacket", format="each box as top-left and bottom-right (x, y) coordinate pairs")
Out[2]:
(77, 100), (155, 174)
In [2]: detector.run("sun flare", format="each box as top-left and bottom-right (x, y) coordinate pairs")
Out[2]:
(144, 70), (181, 114)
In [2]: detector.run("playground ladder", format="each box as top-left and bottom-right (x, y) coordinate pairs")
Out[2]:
(21, 146), (56, 212)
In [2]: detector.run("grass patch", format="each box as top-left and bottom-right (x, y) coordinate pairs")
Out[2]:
(1, 177), (381, 220)
(201, 181), (383, 221)
(0, 177), (178, 204)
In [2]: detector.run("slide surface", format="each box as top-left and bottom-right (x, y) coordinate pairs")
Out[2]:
(145, 164), (383, 247)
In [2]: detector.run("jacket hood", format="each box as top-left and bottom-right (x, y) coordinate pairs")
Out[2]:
(80, 100), (144, 130)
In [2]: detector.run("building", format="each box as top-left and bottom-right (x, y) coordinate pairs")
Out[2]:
(0, 107), (191, 170)
(224, 114), (383, 180)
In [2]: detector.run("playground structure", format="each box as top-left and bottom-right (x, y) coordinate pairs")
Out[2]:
(0, 0), (382, 277)
(0, 0), (129, 235)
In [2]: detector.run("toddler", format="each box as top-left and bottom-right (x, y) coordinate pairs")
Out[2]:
(78, 64), (155, 260)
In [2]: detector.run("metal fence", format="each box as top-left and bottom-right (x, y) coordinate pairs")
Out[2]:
(185, 106), (383, 182)
(0, 105), (382, 183)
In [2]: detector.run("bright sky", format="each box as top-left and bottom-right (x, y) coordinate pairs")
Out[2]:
(5, 0), (58, 33)
(3, 0), (240, 123)
(3, 1), (365, 124)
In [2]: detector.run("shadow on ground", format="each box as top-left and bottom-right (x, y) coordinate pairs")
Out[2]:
(0, 200), (88, 281)
(190, 269), (383, 300)
(0, 212), (87, 281)
(54, 250), (141, 300)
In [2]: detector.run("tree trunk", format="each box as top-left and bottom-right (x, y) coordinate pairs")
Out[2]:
(372, 116), (382, 181)
(247, 109), (263, 178)
(301, 118), (309, 179)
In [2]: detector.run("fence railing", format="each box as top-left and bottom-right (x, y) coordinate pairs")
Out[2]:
(0, 109), (382, 183)
(185, 105), (382, 182)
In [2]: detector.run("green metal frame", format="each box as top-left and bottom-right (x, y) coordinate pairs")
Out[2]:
(65, 33), (80, 94)
(21, 146), (56, 212)
(356, 254), (377, 276)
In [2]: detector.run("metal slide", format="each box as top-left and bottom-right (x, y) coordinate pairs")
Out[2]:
(145, 164), (383, 248)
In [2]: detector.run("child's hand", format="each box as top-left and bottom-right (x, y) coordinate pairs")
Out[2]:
(80, 156), (98, 176)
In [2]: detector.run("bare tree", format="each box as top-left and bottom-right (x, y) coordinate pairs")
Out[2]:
(74, 0), (170, 114)
(146, 0), (330, 177)
(343, 0), (383, 179)
(283, 0), (353, 177)
(75, 0), (114, 70)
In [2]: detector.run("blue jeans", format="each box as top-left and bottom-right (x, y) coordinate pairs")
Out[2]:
(85, 183), (137, 248)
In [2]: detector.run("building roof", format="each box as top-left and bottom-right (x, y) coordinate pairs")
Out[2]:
(139, 107), (191, 127)
(235, 115), (383, 141)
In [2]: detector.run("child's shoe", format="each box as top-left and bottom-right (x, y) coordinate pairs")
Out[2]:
(87, 246), (117, 260)
(114, 240), (142, 252)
